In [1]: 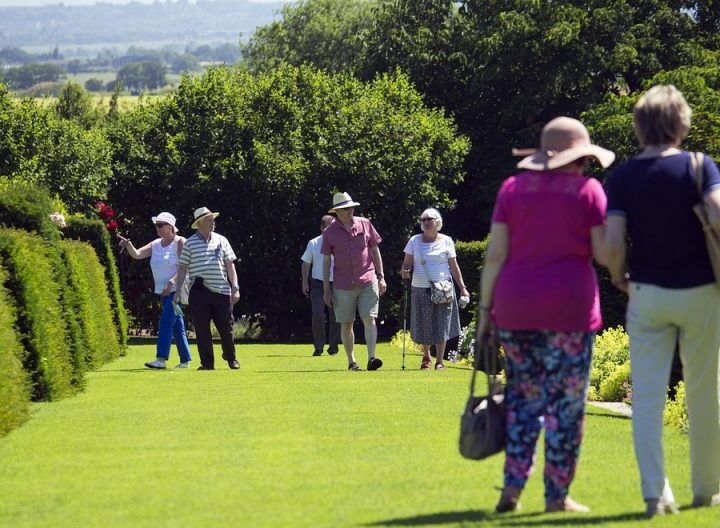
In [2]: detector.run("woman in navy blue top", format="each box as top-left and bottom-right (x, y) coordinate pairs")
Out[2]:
(606, 85), (720, 518)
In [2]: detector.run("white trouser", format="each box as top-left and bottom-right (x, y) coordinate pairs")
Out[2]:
(627, 281), (720, 500)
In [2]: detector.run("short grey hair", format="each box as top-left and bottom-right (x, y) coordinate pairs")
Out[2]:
(419, 207), (443, 231)
(633, 85), (691, 147)
(320, 215), (334, 229)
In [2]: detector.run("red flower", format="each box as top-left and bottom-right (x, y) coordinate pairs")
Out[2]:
(106, 220), (119, 231)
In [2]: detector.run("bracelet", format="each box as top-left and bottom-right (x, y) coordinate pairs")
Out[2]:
(478, 304), (491, 311)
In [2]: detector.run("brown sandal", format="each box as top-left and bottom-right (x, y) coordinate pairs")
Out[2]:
(435, 362), (445, 370)
(420, 357), (432, 369)
(495, 488), (521, 513)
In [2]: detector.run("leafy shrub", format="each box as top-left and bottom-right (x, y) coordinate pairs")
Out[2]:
(664, 381), (688, 433)
(61, 240), (121, 368)
(599, 362), (632, 402)
(590, 326), (629, 398)
(455, 237), (488, 325)
(0, 266), (30, 436)
(388, 329), (422, 355)
(0, 228), (74, 400)
(65, 216), (128, 352)
(0, 180), (62, 242)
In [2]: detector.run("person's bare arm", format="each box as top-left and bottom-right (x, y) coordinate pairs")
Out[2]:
(605, 215), (628, 292)
(118, 236), (152, 259)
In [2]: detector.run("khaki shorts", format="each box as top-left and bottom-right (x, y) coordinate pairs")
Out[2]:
(333, 282), (379, 323)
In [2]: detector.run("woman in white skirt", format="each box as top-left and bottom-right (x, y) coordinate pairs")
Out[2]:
(401, 208), (470, 369)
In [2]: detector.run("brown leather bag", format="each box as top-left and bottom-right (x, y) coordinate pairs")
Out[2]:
(690, 152), (720, 288)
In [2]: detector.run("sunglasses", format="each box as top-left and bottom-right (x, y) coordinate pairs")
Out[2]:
(155, 222), (169, 228)
(420, 217), (436, 222)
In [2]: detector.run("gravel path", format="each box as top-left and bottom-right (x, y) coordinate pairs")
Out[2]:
(588, 401), (633, 417)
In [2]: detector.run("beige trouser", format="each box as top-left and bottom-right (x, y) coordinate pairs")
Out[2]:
(627, 281), (720, 500)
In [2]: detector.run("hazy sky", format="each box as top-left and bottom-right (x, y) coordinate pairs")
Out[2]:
(0, 0), (284, 6)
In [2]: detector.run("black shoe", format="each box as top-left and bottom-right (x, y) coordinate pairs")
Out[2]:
(327, 349), (339, 356)
(197, 365), (214, 370)
(348, 362), (362, 371)
(367, 357), (383, 371)
(312, 350), (323, 356)
(228, 359), (240, 370)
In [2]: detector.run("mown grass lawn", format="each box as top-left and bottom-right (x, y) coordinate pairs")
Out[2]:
(0, 341), (715, 527)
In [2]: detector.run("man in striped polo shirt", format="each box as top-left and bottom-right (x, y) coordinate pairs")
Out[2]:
(174, 207), (240, 370)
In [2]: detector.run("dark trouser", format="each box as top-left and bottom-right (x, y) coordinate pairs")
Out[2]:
(189, 281), (236, 368)
(310, 279), (340, 353)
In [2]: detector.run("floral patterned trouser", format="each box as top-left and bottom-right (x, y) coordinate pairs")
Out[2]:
(497, 328), (594, 504)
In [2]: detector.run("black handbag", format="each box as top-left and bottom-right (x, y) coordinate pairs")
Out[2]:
(459, 337), (506, 460)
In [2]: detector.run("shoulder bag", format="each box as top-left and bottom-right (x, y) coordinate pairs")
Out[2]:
(459, 336), (506, 460)
(417, 237), (454, 304)
(690, 152), (720, 288)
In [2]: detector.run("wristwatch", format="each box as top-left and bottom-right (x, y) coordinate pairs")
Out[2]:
(376, 274), (384, 280)
(231, 284), (239, 292)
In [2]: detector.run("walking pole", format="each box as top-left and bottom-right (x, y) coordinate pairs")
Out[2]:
(402, 277), (408, 370)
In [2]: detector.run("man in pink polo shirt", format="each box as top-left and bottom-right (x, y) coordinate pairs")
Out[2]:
(322, 192), (387, 371)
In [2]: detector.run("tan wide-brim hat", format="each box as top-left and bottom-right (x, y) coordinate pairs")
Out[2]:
(514, 117), (615, 171)
(328, 192), (360, 213)
(191, 206), (220, 229)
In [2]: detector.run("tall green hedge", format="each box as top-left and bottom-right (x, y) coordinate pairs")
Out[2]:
(0, 229), (75, 400)
(61, 240), (121, 367)
(0, 265), (30, 436)
(455, 237), (489, 327)
(65, 217), (128, 352)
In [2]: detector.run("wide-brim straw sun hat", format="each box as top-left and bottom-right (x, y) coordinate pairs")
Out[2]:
(191, 206), (220, 229)
(151, 211), (178, 233)
(513, 116), (615, 171)
(328, 192), (361, 213)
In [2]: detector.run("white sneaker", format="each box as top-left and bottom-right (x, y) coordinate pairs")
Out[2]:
(145, 359), (166, 369)
(175, 362), (190, 369)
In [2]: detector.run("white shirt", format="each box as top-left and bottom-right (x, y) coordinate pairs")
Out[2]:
(150, 238), (180, 294)
(301, 234), (333, 282)
(404, 234), (456, 288)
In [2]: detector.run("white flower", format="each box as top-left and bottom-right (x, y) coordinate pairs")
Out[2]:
(49, 212), (66, 228)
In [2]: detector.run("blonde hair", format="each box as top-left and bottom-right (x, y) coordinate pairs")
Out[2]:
(633, 85), (691, 147)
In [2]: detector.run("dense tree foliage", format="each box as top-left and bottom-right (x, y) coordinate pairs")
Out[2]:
(106, 65), (469, 338)
(244, 0), (719, 238)
(117, 62), (168, 95)
(242, 0), (378, 74)
(1, 63), (64, 90)
(0, 83), (112, 213)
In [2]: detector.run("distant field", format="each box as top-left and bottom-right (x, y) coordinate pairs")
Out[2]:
(31, 94), (167, 111)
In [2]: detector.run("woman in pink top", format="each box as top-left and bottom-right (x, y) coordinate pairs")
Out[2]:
(476, 117), (614, 514)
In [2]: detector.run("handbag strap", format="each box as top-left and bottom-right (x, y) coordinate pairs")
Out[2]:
(692, 152), (705, 199)
(416, 236), (451, 286)
(469, 336), (499, 397)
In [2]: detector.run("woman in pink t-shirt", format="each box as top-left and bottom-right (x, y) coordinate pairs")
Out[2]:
(476, 117), (614, 514)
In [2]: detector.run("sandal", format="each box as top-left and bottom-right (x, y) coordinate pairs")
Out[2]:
(495, 488), (521, 513)
(545, 496), (590, 513)
(348, 362), (361, 371)
(420, 357), (432, 370)
(435, 362), (445, 370)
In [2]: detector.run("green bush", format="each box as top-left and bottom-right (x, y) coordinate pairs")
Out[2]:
(599, 362), (632, 402)
(0, 228), (74, 400)
(0, 179), (62, 242)
(590, 326), (630, 397)
(0, 266), (31, 436)
(455, 237), (488, 326)
(65, 216), (128, 352)
(61, 240), (121, 368)
(664, 380), (689, 433)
